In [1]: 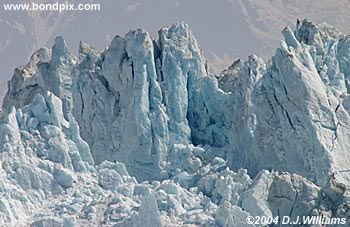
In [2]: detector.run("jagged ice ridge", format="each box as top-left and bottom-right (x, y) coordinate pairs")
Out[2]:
(1, 20), (350, 226)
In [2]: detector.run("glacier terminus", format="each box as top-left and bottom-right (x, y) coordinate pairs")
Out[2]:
(1, 20), (350, 226)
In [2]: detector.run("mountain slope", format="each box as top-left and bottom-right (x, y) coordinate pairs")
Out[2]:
(2, 0), (350, 98)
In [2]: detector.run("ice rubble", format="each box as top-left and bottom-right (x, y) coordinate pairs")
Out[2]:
(1, 20), (350, 226)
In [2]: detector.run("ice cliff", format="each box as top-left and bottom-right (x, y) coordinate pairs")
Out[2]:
(2, 20), (350, 226)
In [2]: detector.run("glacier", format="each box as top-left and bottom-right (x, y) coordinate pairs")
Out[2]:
(1, 19), (350, 226)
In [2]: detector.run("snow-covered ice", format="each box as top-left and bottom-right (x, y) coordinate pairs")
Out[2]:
(1, 20), (350, 226)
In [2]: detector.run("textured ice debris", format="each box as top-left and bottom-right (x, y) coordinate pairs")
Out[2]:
(2, 20), (350, 226)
